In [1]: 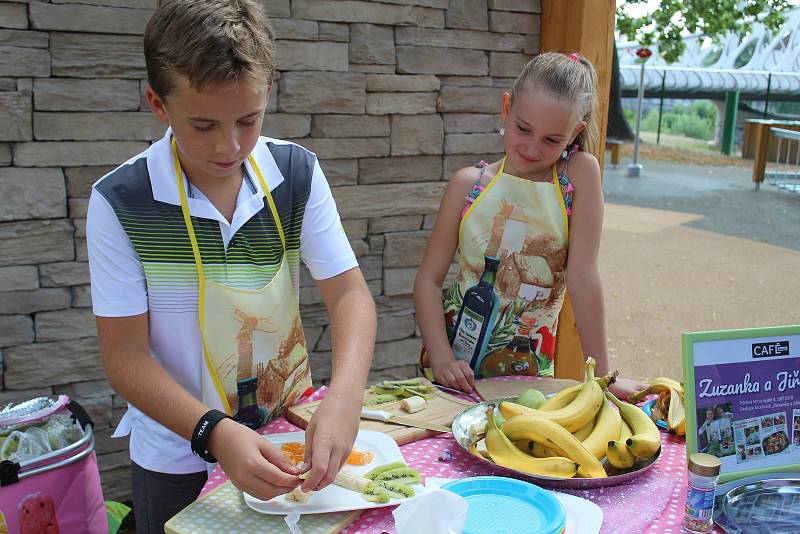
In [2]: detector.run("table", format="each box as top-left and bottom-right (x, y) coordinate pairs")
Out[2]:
(199, 387), (721, 534)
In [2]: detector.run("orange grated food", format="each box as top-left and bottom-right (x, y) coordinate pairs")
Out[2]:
(279, 441), (373, 465)
(346, 450), (374, 465)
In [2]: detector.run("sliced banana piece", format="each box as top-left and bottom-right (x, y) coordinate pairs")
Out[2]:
(400, 395), (427, 413)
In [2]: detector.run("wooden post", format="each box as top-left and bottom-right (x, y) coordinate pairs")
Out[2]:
(541, 0), (616, 381)
(752, 122), (770, 188)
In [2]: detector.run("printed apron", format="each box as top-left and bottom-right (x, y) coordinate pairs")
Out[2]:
(437, 157), (569, 378)
(173, 139), (312, 429)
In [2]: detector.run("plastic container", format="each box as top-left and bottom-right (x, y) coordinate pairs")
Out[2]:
(682, 452), (721, 533)
(0, 396), (107, 533)
(441, 476), (566, 534)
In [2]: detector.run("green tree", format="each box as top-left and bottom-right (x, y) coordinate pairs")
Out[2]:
(617, 1), (792, 63)
(608, 1), (792, 141)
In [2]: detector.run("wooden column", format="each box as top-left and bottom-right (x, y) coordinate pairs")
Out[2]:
(541, 0), (616, 381)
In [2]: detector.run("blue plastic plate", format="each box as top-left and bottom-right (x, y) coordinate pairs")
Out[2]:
(441, 476), (566, 534)
(642, 399), (668, 430)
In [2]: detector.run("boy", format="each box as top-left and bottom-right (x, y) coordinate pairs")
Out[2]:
(87, 1), (376, 531)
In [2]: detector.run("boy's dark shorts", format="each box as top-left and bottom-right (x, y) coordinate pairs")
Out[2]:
(131, 462), (207, 533)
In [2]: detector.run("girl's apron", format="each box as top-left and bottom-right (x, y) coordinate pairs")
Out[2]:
(173, 139), (312, 428)
(438, 157), (569, 378)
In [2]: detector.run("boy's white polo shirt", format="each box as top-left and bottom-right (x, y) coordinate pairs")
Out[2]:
(87, 128), (357, 473)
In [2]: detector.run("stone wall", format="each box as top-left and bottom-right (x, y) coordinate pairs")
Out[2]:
(0, 0), (540, 501)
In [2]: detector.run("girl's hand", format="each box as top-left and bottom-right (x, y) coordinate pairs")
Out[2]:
(607, 377), (648, 401)
(432, 357), (475, 393)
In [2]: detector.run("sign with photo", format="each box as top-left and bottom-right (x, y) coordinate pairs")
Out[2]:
(682, 325), (800, 483)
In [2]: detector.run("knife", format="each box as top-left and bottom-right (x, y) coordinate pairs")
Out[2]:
(360, 408), (451, 433)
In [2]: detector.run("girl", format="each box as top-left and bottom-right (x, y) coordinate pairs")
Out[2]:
(414, 52), (643, 399)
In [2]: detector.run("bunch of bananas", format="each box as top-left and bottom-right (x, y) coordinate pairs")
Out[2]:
(473, 358), (662, 479)
(629, 377), (685, 436)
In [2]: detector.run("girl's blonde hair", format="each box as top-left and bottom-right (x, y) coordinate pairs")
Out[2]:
(144, 0), (275, 98)
(510, 52), (600, 154)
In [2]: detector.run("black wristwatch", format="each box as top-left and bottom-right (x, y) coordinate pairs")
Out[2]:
(190, 409), (231, 463)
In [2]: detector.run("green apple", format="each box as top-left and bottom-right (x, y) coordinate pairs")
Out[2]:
(516, 388), (546, 409)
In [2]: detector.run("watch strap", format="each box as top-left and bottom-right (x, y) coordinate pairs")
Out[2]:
(190, 409), (230, 463)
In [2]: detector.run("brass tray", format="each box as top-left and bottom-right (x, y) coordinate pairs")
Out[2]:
(451, 398), (661, 490)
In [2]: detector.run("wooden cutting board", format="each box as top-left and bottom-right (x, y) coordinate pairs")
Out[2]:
(474, 377), (579, 402)
(286, 383), (474, 446)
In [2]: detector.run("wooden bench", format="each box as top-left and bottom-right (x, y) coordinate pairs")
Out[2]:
(606, 139), (623, 166)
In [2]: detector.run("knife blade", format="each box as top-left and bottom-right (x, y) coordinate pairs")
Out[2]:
(360, 408), (451, 433)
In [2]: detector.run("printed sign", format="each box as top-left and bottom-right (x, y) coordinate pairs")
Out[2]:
(682, 325), (800, 483)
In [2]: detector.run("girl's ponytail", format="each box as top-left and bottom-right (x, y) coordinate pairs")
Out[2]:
(572, 54), (599, 154)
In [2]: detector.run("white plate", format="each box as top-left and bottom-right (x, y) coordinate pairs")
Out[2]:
(553, 492), (603, 534)
(244, 430), (434, 515)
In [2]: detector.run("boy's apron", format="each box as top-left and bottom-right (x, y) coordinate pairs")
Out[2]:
(434, 157), (569, 378)
(173, 139), (312, 428)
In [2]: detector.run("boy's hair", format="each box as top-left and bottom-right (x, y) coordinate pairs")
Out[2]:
(144, 0), (275, 98)
(510, 52), (599, 154)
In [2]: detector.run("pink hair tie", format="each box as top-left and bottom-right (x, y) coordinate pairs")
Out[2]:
(568, 53), (580, 62)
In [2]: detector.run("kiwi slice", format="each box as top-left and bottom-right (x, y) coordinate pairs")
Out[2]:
(383, 378), (426, 386)
(375, 467), (420, 483)
(384, 476), (419, 486)
(361, 482), (390, 503)
(363, 394), (397, 406)
(364, 461), (408, 481)
(375, 479), (415, 499)
(370, 384), (401, 392)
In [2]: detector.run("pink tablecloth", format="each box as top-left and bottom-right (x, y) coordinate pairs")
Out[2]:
(200, 386), (713, 534)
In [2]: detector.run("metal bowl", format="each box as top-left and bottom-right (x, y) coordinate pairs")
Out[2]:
(714, 478), (800, 534)
(451, 398), (661, 490)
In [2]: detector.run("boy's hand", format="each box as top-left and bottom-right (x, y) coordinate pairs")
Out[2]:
(208, 418), (300, 501)
(608, 377), (648, 401)
(432, 357), (475, 393)
(301, 394), (361, 493)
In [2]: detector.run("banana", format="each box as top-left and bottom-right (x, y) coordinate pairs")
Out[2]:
(502, 414), (606, 478)
(484, 406), (579, 479)
(531, 442), (559, 458)
(469, 438), (492, 460)
(629, 377), (684, 403)
(300, 467), (371, 493)
(606, 391), (661, 459)
(538, 370), (619, 411)
(514, 440), (534, 454)
(651, 377), (684, 394)
(286, 486), (313, 503)
(606, 419), (636, 470)
(666, 386), (686, 436)
(333, 468), (371, 493)
(580, 398), (621, 460)
(572, 417), (596, 441)
(651, 390), (670, 423)
(499, 358), (604, 432)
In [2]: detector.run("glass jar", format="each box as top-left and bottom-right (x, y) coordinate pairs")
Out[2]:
(682, 452), (721, 533)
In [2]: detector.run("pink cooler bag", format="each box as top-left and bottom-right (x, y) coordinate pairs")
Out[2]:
(0, 396), (108, 534)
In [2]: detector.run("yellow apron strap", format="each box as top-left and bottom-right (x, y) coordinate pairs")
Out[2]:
(458, 156), (507, 242)
(551, 164), (569, 241)
(172, 139), (206, 281)
(172, 138), (230, 413)
(247, 154), (286, 253)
